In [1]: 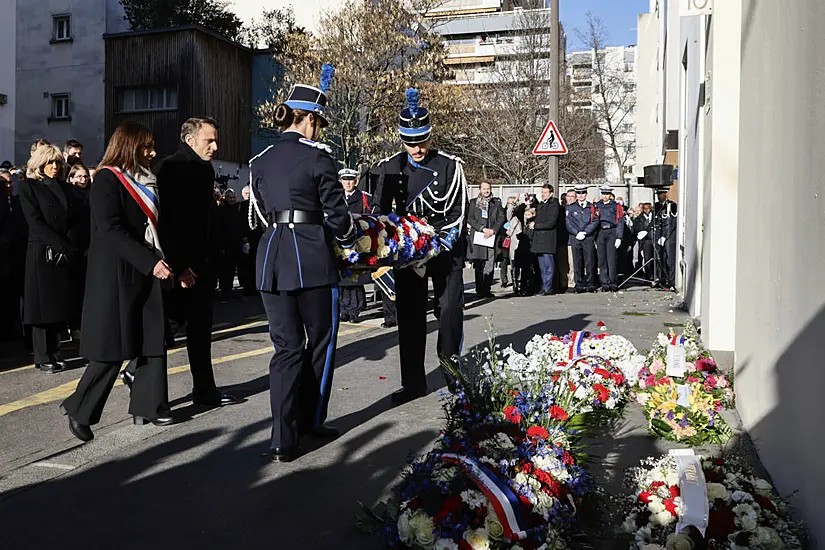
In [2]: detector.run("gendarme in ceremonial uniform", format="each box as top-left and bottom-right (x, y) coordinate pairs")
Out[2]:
(371, 88), (469, 404)
(249, 65), (357, 462)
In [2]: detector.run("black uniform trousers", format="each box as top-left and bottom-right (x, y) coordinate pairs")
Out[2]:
(62, 356), (169, 425)
(381, 288), (397, 325)
(596, 228), (619, 287)
(31, 323), (62, 364)
(340, 285), (366, 321)
(656, 237), (678, 287)
(394, 250), (464, 392)
(261, 285), (339, 449)
(571, 236), (597, 290)
(126, 285), (219, 401)
(639, 237), (655, 279)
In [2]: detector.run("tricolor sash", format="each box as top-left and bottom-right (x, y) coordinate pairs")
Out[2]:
(439, 453), (531, 541)
(101, 166), (163, 256)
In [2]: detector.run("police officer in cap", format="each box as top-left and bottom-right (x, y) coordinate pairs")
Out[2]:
(565, 186), (599, 293)
(338, 168), (373, 323)
(595, 186), (625, 291)
(249, 64), (357, 462)
(371, 88), (469, 404)
(654, 188), (678, 290)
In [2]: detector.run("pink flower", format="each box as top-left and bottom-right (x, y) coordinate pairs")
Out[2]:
(685, 361), (697, 373)
(649, 359), (664, 374)
(706, 375), (718, 388)
(716, 376), (729, 388)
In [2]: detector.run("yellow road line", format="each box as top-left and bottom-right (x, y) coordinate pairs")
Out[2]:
(0, 323), (372, 417)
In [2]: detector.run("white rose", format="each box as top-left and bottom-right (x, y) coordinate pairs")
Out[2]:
(648, 497), (665, 515)
(706, 483), (729, 502)
(740, 514), (757, 532)
(398, 510), (415, 545)
(435, 540), (460, 550)
(484, 513), (505, 541)
(410, 511), (437, 548)
(642, 545), (666, 550)
(463, 528), (491, 550)
(752, 478), (774, 498)
(652, 510), (676, 526)
(665, 472), (680, 487)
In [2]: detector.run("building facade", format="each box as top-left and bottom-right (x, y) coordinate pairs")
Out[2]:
(0, 0), (16, 163)
(15, 0), (128, 165)
(634, 0), (825, 542)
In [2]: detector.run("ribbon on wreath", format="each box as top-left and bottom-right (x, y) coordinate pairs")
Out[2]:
(670, 334), (686, 346)
(439, 453), (531, 541)
(568, 331), (587, 361)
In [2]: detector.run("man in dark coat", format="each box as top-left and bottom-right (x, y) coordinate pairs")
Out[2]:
(466, 181), (504, 298)
(125, 117), (239, 408)
(529, 184), (560, 295)
(338, 168), (372, 322)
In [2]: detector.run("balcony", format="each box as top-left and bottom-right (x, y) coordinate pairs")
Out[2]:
(426, 0), (502, 18)
(444, 34), (554, 65)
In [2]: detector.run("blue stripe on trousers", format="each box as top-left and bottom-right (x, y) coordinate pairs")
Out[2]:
(315, 286), (339, 427)
(258, 226), (278, 291)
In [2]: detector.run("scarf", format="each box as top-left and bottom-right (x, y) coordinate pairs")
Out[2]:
(477, 193), (491, 212)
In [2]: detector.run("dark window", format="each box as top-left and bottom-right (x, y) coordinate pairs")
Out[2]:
(51, 94), (71, 119)
(52, 15), (71, 42)
(116, 86), (178, 113)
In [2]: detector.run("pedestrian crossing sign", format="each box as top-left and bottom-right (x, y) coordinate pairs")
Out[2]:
(532, 120), (568, 156)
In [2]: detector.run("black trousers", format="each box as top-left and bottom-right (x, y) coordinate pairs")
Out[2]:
(218, 253), (238, 296)
(500, 255), (511, 285)
(339, 285), (366, 320)
(31, 323), (62, 364)
(238, 251), (257, 295)
(381, 287), (397, 324)
(596, 228), (619, 287)
(640, 238), (655, 279)
(472, 257), (495, 296)
(261, 285), (339, 449)
(62, 356), (169, 425)
(394, 251), (464, 392)
(571, 236), (597, 290)
(656, 237), (678, 287)
(138, 285), (218, 401)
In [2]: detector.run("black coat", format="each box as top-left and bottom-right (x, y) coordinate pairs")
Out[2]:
(530, 198), (560, 254)
(340, 189), (373, 287)
(79, 168), (164, 362)
(155, 144), (215, 276)
(466, 196), (505, 261)
(18, 177), (81, 325)
(252, 131), (355, 292)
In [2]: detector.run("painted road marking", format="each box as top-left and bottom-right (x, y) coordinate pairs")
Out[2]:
(0, 323), (374, 418)
(32, 462), (75, 471)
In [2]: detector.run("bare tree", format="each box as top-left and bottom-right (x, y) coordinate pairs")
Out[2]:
(575, 12), (636, 185)
(558, 79), (605, 186)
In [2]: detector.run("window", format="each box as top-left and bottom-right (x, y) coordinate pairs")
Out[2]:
(52, 15), (71, 42)
(116, 86), (178, 113)
(51, 94), (71, 120)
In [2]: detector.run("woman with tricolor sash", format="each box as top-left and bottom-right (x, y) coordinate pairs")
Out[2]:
(61, 122), (182, 442)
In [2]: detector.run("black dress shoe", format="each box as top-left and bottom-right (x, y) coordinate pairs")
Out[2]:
(381, 322), (397, 329)
(60, 405), (94, 442)
(390, 387), (427, 404)
(309, 423), (340, 438)
(269, 446), (297, 463)
(194, 392), (241, 407)
(120, 371), (134, 392)
(133, 415), (177, 427)
(38, 362), (65, 374)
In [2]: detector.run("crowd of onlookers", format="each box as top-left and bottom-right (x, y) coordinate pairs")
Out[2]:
(0, 137), (260, 358)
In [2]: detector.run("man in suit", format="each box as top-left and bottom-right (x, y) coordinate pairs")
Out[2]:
(123, 118), (239, 408)
(529, 184), (560, 295)
(338, 168), (372, 323)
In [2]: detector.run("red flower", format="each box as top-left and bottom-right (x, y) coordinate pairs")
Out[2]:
(548, 405), (569, 421)
(444, 495), (463, 513)
(594, 368), (611, 379)
(504, 405), (522, 424)
(656, 377), (672, 386)
(663, 499), (678, 517)
(597, 321), (606, 327)
(707, 508), (736, 539)
(520, 462), (534, 474)
(669, 485), (681, 499)
(610, 372), (625, 386)
(649, 481), (665, 491)
(562, 451), (575, 465)
(526, 425), (549, 440)
(593, 383), (610, 403)
(696, 357), (718, 372)
(367, 256), (378, 266)
(433, 508), (449, 523)
(638, 491), (653, 504)
(756, 496), (777, 514)
(568, 381), (577, 392)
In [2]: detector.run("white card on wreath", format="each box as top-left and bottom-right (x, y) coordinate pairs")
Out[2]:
(676, 384), (691, 407)
(666, 343), (687, 377)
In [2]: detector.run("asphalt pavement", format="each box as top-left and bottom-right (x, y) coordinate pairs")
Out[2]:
(0, 274), (732, 549)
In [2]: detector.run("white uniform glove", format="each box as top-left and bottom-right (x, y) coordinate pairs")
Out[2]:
(636, 230), (648, 241)
(242, 242), (251, 255)
(614, 238), (622, 249)
(658, 237), (666, 246)
(576, 231), (586, 241)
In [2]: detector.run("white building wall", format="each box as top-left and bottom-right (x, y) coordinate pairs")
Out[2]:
(15, 0), (126, 165)
(663, 0), (680, 135)
(0, 0), (16, 163)
(634, 12), (659, 179)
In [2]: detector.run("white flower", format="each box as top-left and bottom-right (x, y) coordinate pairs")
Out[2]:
(434, 539), (460, 550)
(462, 527), (491, 550)
(460, 490), (487, 509)
(752, 478), (774, 498)
(657, 333), (670, 347)
(408, 510), (436, 549)
(706, 483), (729, 502)
(434, 466), (458, 483)
(651, 510), (676, 526)
(484, 512), (505, 541)
(398, 510), (415, 545)
(622, 513), (639, 533)
(732, 503), (757, 519)
(740, 514), (758, 532)
(664, 471), (680, 487)
(641, 545), (666, 550)
(731, 491), (754, 503)
(647, 497), (665, 515)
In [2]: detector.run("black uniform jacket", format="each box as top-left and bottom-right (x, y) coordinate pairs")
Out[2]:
(530, 198), (560, 255)
(371, 150), (466, 248)
(654, 200), (678, 240)
(341, 188), (373, 287)
(79, 168), (165, 361)
(253, 131), (355, 292)
(466, 196), (505, 261)
(155, 144), (215, 277)
(18, 177), (81, 325)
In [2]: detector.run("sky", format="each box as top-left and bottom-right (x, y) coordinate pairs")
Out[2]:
(230, 0), (652, 50)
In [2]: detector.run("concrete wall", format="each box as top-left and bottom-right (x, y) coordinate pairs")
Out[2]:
(634, 12), (659, 178)
(0, 0), (16, 163)
(735, 0), (825, 544)
(15, 0), (126, 165)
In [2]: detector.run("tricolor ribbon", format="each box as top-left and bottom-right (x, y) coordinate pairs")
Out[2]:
(568, 331), (587, 360)
(670, 334), (686, 346)
(101, 166), (160, 228)
(439, 453), (530, 541)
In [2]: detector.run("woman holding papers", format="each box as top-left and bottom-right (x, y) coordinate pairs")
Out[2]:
(466, 182), (505, 299)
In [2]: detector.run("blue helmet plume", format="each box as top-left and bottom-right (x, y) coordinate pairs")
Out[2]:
(320, 64), (335, 93)
(405, 88), (419, 117)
